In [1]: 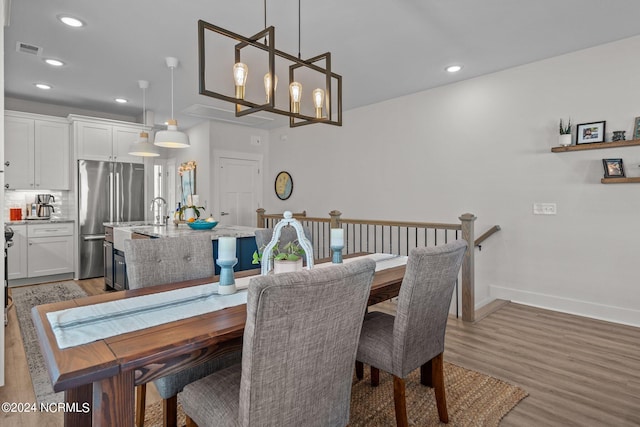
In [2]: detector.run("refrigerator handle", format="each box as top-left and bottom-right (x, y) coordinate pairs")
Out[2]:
(116, 172), (121, 222)
(109, 172), (114, 223)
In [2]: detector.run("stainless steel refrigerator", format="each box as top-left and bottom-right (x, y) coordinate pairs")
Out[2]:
(78, 160), (145, 279)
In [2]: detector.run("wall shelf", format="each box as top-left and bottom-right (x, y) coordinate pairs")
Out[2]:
(551, 139), (640, 152)
(601, 177), (640, 184)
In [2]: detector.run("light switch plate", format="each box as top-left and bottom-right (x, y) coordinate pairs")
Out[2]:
(533, 203), (557, 215)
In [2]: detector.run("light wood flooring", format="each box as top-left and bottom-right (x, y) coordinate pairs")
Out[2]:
(2, 279), (639, 426)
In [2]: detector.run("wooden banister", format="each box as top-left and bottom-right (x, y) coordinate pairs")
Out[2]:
(256, 209), (499, 323)
(475, 225), (501, 248)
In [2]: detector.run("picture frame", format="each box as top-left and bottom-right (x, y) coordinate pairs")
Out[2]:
(576, 121), (606, 144)
(274, 171), (293, 200)
(602, 158), (625, 178)
(634, 117), (640, 140)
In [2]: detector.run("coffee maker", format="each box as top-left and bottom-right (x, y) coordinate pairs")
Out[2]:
(35, 194), (55, 218)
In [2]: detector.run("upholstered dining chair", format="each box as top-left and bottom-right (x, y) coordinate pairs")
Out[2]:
(180, 258), (377, 427)
(355, 239), (467, 426)
(123, 234), (242, 427)
(254, 225), (312, 251)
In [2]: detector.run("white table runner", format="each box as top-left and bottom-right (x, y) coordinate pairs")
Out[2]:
(47, 253), (407, 349)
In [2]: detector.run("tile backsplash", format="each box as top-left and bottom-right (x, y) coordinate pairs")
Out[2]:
(4, 190), (72, 221)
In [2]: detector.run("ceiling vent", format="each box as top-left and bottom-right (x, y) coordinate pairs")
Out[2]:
(16, 41), (42, 56)
(183, 104), (274, 127)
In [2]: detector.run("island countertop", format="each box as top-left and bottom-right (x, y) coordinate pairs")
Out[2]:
(105, 222), (258, 240)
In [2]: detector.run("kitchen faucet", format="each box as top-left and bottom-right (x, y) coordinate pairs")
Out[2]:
(150, 197), (168, 225)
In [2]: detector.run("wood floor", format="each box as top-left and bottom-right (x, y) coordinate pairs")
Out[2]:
(2, 279), (639, 426)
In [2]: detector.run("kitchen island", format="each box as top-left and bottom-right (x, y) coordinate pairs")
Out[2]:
(103, 222), (259, 291)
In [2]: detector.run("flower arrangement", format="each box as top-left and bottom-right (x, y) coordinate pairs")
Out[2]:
(559, 118), (571, 135)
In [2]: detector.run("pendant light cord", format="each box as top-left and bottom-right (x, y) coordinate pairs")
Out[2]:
(142, 86), (146, 127)
(297, 0), (301, 59)
(170, 65), (175, 119)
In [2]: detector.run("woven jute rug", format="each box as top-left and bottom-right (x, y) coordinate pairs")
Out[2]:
(145, 362), (527, 426)
(11, 281), (88, 405)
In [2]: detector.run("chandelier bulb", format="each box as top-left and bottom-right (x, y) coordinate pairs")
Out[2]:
(312, 88), (325, 118)
(289, 81), (302, 114)
(233, 62), (248, 99)
(264, 72), (278, 103)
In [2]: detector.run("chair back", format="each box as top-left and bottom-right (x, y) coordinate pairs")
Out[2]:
(239, 259), (376, 427)
(254, 226), (312, 252)
(393, 240), (467, 376)
(123, 234), (214, 289)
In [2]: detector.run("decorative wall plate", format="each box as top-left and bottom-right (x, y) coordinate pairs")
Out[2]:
(274, 171), (293, 200)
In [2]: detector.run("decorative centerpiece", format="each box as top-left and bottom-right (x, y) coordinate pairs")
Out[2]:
(255, 211), (314, 275)
(559, 118), (572, 146)
(253, 240), (305, 274)
(186, 218), (218, 230)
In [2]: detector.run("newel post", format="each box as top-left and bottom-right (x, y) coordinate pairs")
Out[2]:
(459, 213), (476, 322)
(329, 210), (342, 229)
(256, 208), (266, 228)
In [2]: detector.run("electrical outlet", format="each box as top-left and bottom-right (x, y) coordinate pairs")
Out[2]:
(533, 203), (557, 215)
(251, 135), (262, 146)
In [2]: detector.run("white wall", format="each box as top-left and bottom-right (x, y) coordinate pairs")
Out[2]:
(267, 35), (640, 327)
(173, 120), (269, 218)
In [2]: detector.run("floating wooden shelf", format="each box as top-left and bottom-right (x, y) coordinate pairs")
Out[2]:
(601, 177), (640, 184)
(551, 139), (640, 152)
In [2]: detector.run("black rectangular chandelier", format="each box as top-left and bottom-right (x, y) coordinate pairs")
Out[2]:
(197, 20), (342, 127)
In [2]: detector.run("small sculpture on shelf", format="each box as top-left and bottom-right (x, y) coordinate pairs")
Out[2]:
(559, 118), (572, 146)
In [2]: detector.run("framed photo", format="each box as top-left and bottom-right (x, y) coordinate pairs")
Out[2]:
(602, 158), (625, 178)
(274, 171), (293, 200)
(634, 117), (640, 140)
(576, 121), (606, 144)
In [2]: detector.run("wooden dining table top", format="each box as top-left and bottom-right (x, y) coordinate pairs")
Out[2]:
(31, 255), (406, 426)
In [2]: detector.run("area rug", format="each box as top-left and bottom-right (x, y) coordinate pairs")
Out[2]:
(11, 281), (88, 405)
(145, 362), (527, 427)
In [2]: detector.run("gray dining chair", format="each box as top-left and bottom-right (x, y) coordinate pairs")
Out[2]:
(123, 234), (242, 427)
(180, 258), (377, 427)
(254, 225), (312, 252)
(355, 240), (467, 426)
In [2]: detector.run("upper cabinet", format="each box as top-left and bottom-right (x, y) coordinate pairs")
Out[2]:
(4, 111), (70, 190)
(71, 116), (146, 164)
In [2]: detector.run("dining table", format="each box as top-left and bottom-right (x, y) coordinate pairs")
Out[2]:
(31, 253), (407, 427)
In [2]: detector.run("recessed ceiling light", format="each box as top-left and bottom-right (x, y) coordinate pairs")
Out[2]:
(35, 83), (52, 90)
(44, 58), (64, 67)
(114, 98), (128, 104)
(58, 15), (84, 28)
(446, 65), (463, 73)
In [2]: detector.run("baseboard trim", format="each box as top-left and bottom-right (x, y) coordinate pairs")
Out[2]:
(490, 285), (640, 328)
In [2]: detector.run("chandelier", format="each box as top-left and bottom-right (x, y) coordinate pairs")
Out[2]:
(197, 2), (342, 128)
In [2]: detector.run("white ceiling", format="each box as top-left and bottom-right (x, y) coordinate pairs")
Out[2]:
(5, 0), (640, 129)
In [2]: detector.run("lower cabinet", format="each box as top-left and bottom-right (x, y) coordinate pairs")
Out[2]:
(7, 225), (27, 280)
(8, 222), (74, 281)
(27, 235), (74, 277)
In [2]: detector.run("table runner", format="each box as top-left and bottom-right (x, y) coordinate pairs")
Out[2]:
(47, 253), (407, 349)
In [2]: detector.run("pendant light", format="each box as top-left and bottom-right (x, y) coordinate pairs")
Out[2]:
(129, 80), (160, 157)
(289, 0), (302, 115)
(154, 57), (190, 148)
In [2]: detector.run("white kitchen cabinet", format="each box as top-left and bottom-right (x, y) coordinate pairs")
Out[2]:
(7, 225), (27, 280)
(72, 116), (146, 164)
(4, 112), (70, 190)
(26, 223), (74, 278)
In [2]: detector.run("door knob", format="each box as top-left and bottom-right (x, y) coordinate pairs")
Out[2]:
(220, 212), (230, 216)
(4, 161), (9, 167)
(4, 184), (8, 189)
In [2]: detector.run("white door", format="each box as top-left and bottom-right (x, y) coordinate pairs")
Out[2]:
(218, 157), (261, 227)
